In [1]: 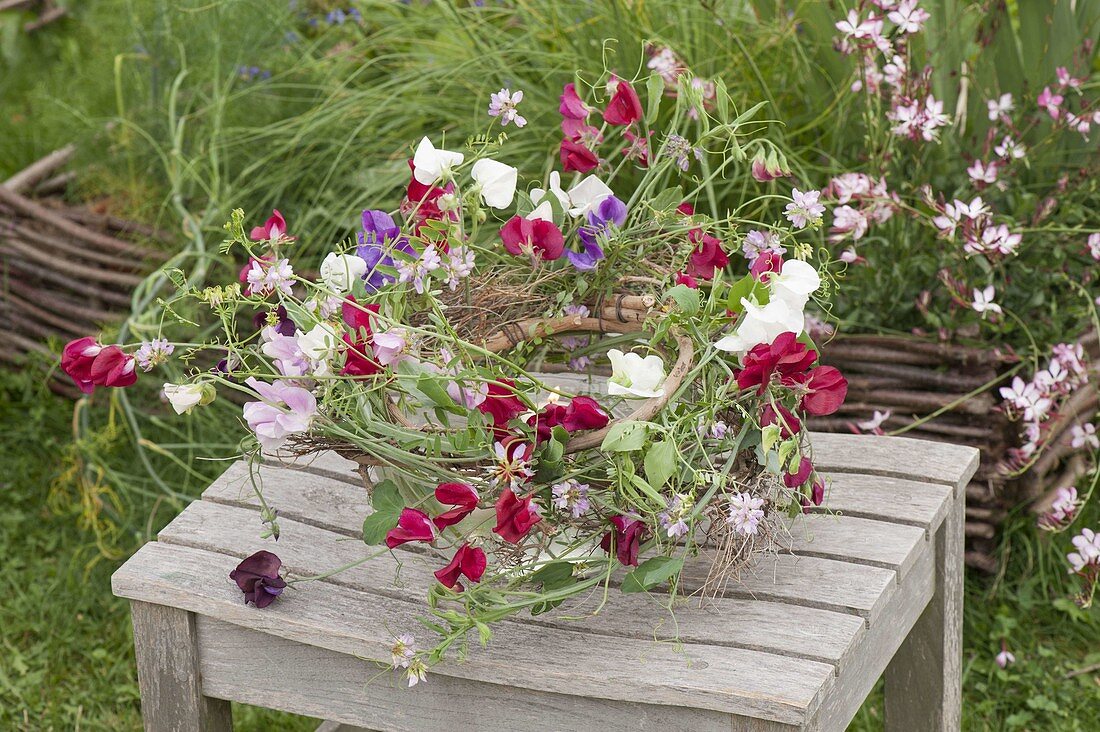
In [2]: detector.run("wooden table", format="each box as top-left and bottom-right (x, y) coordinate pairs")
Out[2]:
(112, 432), (977, 732)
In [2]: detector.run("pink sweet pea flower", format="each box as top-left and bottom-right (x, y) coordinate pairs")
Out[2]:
(434, 543), (487, 590)
(675, 272), (699, 289)
(493, 488), (541, 544)
(385, 508), (436, 549)
(749, 250), (784, 281)
(734, 332), (817, 394)
(89, 346), (138, 389)
(250, 210), (292, 242)
(61, 336), (103, 393)
(341, 298), (382, 377)
(372, 328), (407, 367)
(559, 82), (593, 138)
(784, 456), (814, 488)
(242, 377), (318, 451)
(686, 230), (729, 280)
(603, 76), (643, 126)
(761, 402), (802, 439)
(560, 137), (600, 173)
(500, 215), (566, 261)
(433, 482), (480, 530)
(562, 396), (610, 432)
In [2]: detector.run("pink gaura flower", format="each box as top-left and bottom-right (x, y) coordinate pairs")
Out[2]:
(242, 376), (318, 451)
(433, 482), (480, 531)
(887, 0), (929, 34)
(500, 215), (566, 261)
(385, 508), (436, 549)
(987, 93), (1014, 121)
(1055, 66), (1082, 90)
(493, 488), (541, 544)
(600, 515), (646, 566)
(1037, 87), (1064, 120)
(434, 543), (487, 590)
(250, 210), (293, 243)
(966, 160), (998, 186)
(603, 76), (643, 127)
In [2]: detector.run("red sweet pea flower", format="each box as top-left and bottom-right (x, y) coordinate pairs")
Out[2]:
(61, 337), (103, 393)
(686, 230), (729, 280)
(750, 251), (783, 281)
(799, 366), (849, 417)
(500, 215), (566, 261)
(341, 297), (382, 377)
(783, 457), (814, 489)
(734, 332), (818, 394)
(527, 403), (567, 444)
(603, 76), (643, 126)
(493, 488), (541, 544)
(477, 379), (527, 437)
(434, 543), (487, 590)
(560, 137), (600, 173)
(402, 160), (457, 242)
(677, 202), (696, 216)
(600, 515), (646, 566)
(562, 396), (610, 432)
(801, 476), (826, 511)
(433, 482), (480, 531)
(250, 210), (292, 242)
(675, 272), (699, 289)
(89, 346), (138, 389)
(760, 403), (802, 439)
(385, 508), (435, 549)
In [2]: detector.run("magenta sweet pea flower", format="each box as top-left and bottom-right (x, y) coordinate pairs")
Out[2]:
(559, 82), (593, 138)
(242, 377), (318, 451)
(433, 482), (480, 530)
(493, 488), (541, 544)
(385, 508), (436, 548)
(799, 365), (849, 416)
(61, 337), (103, 393)
(562, 396), (610, 432)
(603, 76), (643, 126)
(600, 515), (646, 566)
(500, 215), (566, 261)
(686, 230), (729, 280)
(560, 137), (599, 173)
(434, 543), (487, 590)
(229, 550), (286, 609)
(760, 402), (802, 439)
(734, 332), (817, 394)
(784, 457), (814, 488)
(89, 346), (138, 389)
(250, 210), (292, 242)
(750, 250), (784, 281)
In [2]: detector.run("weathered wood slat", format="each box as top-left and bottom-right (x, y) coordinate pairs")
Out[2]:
(784, 513), (926, 578)
(114, 541), (834, 724)
(812, 472), (953, 532)
(807, 432), (980, 489)
(160, 500), (866, 670)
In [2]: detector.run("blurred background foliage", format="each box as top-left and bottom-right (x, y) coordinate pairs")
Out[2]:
(1, 0), (1098, 729)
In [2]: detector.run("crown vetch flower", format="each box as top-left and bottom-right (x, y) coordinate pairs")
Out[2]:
(560, 137), (600, 173)
(761, 402), (802, 439)
(341, 298), (382, 377)
(487, 88), (527, 128)
(603, 76), (643, 126)
(493, 488), (541, 543)
(250, 210), (292, 242)
(434, 543), (487, 590)
(600, 515), (645, 566)
(799, 365), (849, 416)
(89, 346), (138, 389)
(433, 482), (480, 530)
(734, 332), (817, 394)
(385, 508), (436, 549)
(61, 337), (103, 393)
(500, 215), (565, 261)
(230, 550), (286, 609)
(686, 230), (729, 280)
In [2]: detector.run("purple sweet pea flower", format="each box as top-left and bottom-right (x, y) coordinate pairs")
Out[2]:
(229, 550), (286, 608)
(356, 209), (415, 291)
(565, 240), (605, 271)
(568, 195), (625, 270)
(252, 305), (296, 337)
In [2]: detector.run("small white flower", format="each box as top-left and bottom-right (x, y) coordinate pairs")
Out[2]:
(995, 649), (1015, 669)
(857, 409), (892, 432)
(1087, 233), (1100, 262)
(607, 348), (666, 399)
(971, 285), (1002, 316)
(163, 383), (206, 415)
(319, 252), (367, 293)
(714, 297), (805, 354)
(987, 93), (1014, 121)
(412, 137), (464, 185)
(470, 158), (518, 209)
(298, 322), (338, 375)
(564, 175), (614, 218)
(1068, 528), (1100, 573)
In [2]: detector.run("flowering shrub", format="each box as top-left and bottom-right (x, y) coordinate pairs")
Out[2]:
(62, 74), (848, 681)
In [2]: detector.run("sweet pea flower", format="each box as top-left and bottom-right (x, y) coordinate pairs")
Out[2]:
(250, 210), (292, 243)
(297, 322), (339, 376)
(560, 137), (599, 173)
(500, 215), (565, 261)
(372, 328), (407, 367)
(559, 82), (594, 138)
(385, 508), (436, 548)
(734, 331), (817, 394)
(715, 297), (806, 354)
(89, 346), (139, 389)
(412, 137), (464, 185)
(784, 456), (814, 489)
(477, 379), (527, 437)
(341, 298), (382, 377)
(564, 175), (614, 218)
(749, 250), (783, 281)
(600, 515), (645, 566)
(799, 366), (849, 416)
(750, 149), (790, 182)
(578, 195), (627, 247)
(357, 210), (415, 291)
(761, 402), (802, 439)
(769, 259), (821, 310)
(493, 488), (541, 544)
(163, 383), (211, 415)
(319, 252), (368, 293)
(607, 348), (666, 399)
(242, 377), (318, 451)
(470, 158), (518, 209)
(433, 482), (480, 530)
(261, 331), (309, 377)
(603, 75), (643, 126)
(530, 171), (569, 211)
(61, 337), (103, 393)
(487, 88), (527, 128)
(229, 551), (286, 609)
(686, 231), (729, 280)
(434, 543), (487, 590)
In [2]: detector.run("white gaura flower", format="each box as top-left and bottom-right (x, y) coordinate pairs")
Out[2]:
(319, 252), (367, 293)
(768, 259), (821, 310)
(565, 175), (614, 217)
(163, 383), (207, 415)
(607, 348), (666, 399)
(530, 171), (569, 210)
(298, 322), (339, 376)
(714, 297), (805, 354)
(470, 158), (518, 209)
(412, 137), (464, 185)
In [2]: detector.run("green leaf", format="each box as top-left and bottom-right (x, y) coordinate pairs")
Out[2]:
(645, 73), (664, 122)
(725, 273), (770, 313)
(417, 373), (463, 414)
(643, 439), (678, 489)
(621, 556), (685, 593)
(599, 420), (651, 452)
(666, 284), (700, 315)
(362, 480), (403, 544)
(648, 186), (684, 215)
(714, 77), (729, 121)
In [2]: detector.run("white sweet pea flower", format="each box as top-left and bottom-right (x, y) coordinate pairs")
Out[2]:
(412, 137), (464, 185)
(565, 175), (614, 217)
(526, 200), (554, 222)
(470, 158), (518, 209)
(163, 383), (208, 415)
(530, 171), (569, 210)
(607, 348), (666, 399)
(298, 322), (339, 376)
(714, 298), (805, 354)
(319, 252), (367, 293)
(769, 259), (821, 310)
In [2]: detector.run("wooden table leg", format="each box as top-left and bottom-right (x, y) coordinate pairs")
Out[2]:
(884, 492), (963, 731)
(131, 600), (233, 732)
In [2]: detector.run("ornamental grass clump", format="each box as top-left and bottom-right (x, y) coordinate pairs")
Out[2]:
(62, 73), (849, 681)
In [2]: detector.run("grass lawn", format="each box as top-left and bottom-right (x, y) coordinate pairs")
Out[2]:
(1, 363), (1098, 730)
